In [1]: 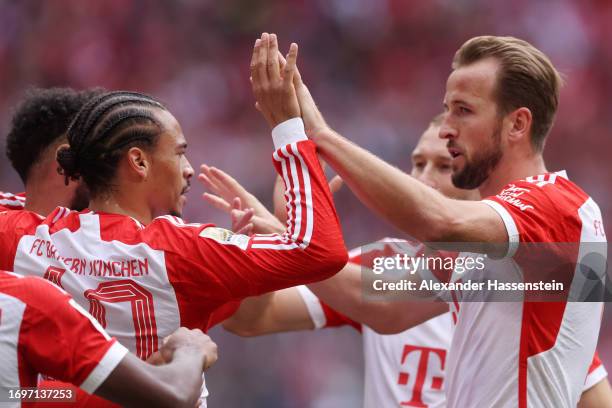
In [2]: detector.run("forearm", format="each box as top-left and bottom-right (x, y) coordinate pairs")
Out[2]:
(97, 350), (205, 408)
(313, 130), (456, 242)
(308, 262), (448, 333)
(224, 288), (315, 336)
(222, 293), (275, 336)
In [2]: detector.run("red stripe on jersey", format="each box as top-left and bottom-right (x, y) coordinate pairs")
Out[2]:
(488, 174), (596, 408)
(589, 351), (602, 375)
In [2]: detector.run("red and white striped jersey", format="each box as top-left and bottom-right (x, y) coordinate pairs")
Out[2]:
(0, 271), (127, 406)
(299, 239), (451, 408)
(445, 170), (606, 408)
(0, 192), (26, 211)
(0, 131), (347, 404)
(0, 135), (345, 355)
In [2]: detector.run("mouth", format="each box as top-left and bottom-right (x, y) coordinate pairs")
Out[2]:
(181, 185), (191, 196)
(447, 146), (463, 159)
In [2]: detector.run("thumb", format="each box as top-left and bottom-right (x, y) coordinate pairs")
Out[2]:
(328, 175), (343, 194)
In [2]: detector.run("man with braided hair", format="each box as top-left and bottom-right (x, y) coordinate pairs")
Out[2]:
(1, 87), (102, 213)
(0, 34), (347, 406)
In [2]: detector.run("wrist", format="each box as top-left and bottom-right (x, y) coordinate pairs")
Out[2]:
(271, 117), (308, 150)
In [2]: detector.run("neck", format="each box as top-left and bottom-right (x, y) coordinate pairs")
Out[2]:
(24, 168), (71, 215)
(89, 192), (153, 225)
(477, 153), (547, 197)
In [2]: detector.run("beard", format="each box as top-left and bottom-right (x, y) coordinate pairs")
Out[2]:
(69, 183), (91, 211)
(451, 122), (503, 190)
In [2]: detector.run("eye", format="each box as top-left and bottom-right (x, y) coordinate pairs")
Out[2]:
(413, 161), (425, 170)
(438, 163), (452, 172)
(458, 106), (471, 115)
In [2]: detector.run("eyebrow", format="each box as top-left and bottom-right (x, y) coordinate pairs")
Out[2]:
(449, 98), (474, 107)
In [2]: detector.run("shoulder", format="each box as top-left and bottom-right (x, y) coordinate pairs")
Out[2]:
(0, 272), (68, 312)
(0, 191), (26, 211)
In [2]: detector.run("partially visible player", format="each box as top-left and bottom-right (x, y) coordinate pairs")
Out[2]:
(204, 116), (610, 407)
(0, 37), (347, 406)
(206, 115), (464, 407)
(1, 87), (102, 213)
(275, 34), (606, 407)
(0, 270), (217, 408)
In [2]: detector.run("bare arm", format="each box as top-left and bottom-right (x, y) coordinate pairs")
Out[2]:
(224, 261), (447, 336)
(578, 377), (612, 408)
(96, 328), (217, 408)
(222, 288), (314, 336)
(292, 68), (507, 249)
(307, 262), (448, 334)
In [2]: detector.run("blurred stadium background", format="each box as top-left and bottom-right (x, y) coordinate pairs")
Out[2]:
(0, 1), (610, 406)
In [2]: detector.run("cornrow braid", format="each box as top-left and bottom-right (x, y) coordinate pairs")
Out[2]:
(57, 91), (167, 197)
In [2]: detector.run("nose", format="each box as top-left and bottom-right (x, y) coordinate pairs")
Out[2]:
(183, 158), (194, 180)
(439, 115), (457, 141)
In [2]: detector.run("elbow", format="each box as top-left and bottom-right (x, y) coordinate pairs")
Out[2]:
(171, 393), (200, 408)
(316, 246), (349, 280)
(222, 319), (264, 337)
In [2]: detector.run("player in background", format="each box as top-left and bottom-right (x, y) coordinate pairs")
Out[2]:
(0, 35), (347, 406)
(0, 270), (218, 408)
(275, 34), (606, 407)
(203, 116), (610, 408)
(1, 87), (102, 213)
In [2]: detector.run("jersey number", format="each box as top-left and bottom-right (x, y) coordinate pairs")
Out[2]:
(42, 267), (158, 360)
(85, 280), (158, 359)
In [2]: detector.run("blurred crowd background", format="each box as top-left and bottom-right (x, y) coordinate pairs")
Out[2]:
(0, 0), (610, 406)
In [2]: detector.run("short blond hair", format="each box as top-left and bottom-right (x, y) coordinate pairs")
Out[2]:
(452, 36), (563, 151)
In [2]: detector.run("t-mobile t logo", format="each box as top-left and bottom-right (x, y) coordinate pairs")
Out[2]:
(397, 344), (446, 407)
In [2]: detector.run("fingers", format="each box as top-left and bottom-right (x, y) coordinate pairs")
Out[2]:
(277, 50), (286, 70)
(257, 33), (269, 88)
(328, 175), (344, 194)
(268, 33), (281, 81)
(202, 193), (231, 213)
(209, 167), (247, 196)
(145, 351), (166, 366)
(250, 38), (261, 86)
(236, 223), (254, 236)
(282, 43), (298, 89)
(232, 208), (254, 233)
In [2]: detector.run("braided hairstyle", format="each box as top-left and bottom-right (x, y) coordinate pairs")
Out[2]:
(57, 91), (167, 197)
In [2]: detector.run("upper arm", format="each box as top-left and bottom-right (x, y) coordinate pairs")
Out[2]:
(308, 261), (448, 333)
(223, 287), (315, 336)
(578, 377), (612, 408)
(440, 200), (511, 256)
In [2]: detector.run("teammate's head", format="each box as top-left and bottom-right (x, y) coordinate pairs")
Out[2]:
(6, 87), (103, 211)
(411, 114), (478, 200)
(440, 36), (562, 189)
(57, 91), (194, 219)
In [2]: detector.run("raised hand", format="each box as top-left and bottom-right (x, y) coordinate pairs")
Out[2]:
(198, 164), (285, 234)
(250, 33), (300, 128)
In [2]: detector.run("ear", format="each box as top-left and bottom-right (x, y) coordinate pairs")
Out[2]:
(506, 107), (532, 145)
(126, 147), (150, 180)
(55, 143), (71, 175)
